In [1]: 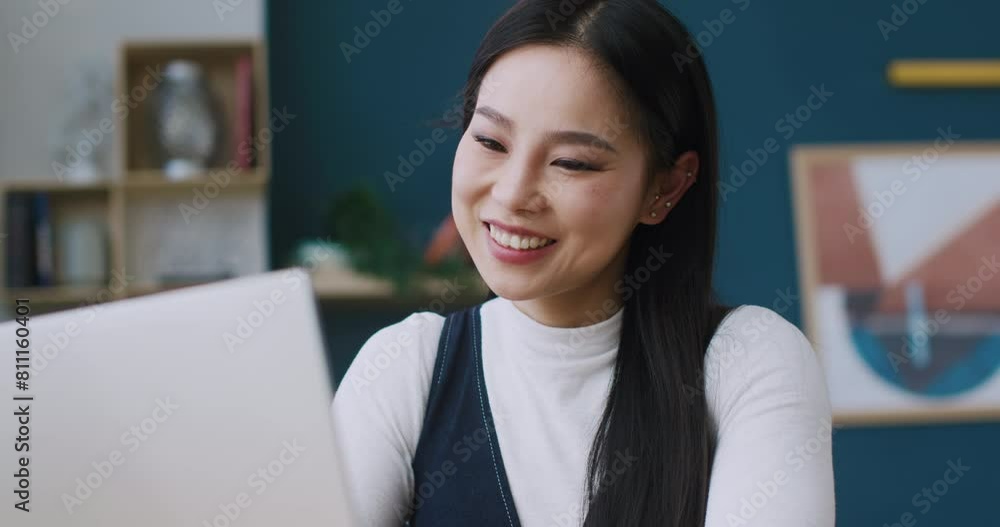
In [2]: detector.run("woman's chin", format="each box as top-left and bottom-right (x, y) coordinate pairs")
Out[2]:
(480, 275), (545, 302)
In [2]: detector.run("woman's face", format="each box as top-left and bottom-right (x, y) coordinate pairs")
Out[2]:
(452, 44), (659, 307)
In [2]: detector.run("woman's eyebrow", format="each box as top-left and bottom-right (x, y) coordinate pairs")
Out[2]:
(475, 105), (514, 132)
(542, 130), (618, 154)
(475, 105), (618, 154)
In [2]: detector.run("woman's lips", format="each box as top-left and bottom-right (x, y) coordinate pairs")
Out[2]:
(483, 222), (558, 265)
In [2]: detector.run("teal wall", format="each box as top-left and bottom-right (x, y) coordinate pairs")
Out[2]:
(267, 1), (1000, 524)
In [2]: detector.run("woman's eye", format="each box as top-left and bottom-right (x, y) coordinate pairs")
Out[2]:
(552, 158), (597, 171)
(474, 136), (506, 153)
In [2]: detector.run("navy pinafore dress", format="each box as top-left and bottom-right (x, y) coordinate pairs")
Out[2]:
(406, 303), (523, 526)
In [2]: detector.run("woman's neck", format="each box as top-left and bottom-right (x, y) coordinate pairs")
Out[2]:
(509, 254), (627, 328)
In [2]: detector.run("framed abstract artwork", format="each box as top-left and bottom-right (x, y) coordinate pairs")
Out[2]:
(791, 142), (1000, 425)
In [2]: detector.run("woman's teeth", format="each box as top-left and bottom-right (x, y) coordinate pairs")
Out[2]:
(488, 223), (555, 250)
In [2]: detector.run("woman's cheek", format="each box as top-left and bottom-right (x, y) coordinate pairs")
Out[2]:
(572, 181), (622, 232)
(451, 141), (486, 236)
(452, 165), (479, 210)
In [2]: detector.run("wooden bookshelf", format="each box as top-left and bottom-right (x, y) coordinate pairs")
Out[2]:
(0, 38), (482, 318)
(0, 39), (270, 317)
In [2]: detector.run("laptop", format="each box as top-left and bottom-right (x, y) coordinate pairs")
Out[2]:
(1, 268), (358, 526)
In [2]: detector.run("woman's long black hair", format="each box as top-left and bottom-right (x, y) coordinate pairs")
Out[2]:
(465, 1), (731, 525)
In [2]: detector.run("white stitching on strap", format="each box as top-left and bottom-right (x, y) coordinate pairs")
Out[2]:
(472, 307), (515, 527)
(436, 314), (455, 385)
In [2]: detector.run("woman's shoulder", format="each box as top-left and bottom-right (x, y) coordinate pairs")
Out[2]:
(701, 305), (836, 524)
(329, 308), (462, 521)
(702, 304), (832, 428)
(331, 308), (454, 467)
(706, 304), (814, 360)
(337, 309), (450, 395)
(362, 309), (450, 355)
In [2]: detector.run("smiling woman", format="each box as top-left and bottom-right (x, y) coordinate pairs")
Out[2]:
(331, 1), (834, 526)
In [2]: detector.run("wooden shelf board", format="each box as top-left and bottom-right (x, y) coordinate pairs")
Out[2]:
(2, 286), (116, 304)
(311, 272), (397, 299)
(311, 268), (489, 302)
(3, 272), (489, 307)
(0, 180), (112, 193)
(0, 171), (268, 193)
(124, 169), (268, 190)
(122, 39), (258, 59)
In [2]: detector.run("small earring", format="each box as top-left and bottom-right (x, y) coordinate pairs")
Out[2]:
(665, 201), (672, 208)
(687, 171), (693, 177)
(650, 211), (657, 217)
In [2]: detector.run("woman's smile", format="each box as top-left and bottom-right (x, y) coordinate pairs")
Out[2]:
(483, 221), (559, 265)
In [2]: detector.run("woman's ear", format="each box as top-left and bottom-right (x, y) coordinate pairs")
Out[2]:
(636, 150), (699, 226)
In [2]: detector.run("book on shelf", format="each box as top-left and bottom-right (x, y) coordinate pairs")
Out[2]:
(5, 193), (36, 288)
(5, 192), (55, 287)
(233, 53), (255, 169)
(3, 192), (56, 289)
(33, 193), (54, 286)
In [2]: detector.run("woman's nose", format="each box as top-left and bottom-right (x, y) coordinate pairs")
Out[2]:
(490, 159), (548, 216)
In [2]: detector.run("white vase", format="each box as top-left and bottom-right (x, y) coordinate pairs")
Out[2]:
(152, 60), (220, 180)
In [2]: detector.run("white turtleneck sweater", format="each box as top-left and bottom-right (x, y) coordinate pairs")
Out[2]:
(330, 297), (835, 526)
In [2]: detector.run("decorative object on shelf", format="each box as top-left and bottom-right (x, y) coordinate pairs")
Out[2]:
(326, 182), (421, 293)
(291, 239), (352, 273)
(135, 195), (261, 286)
(56, 217), (107, 286)
(50, 62), (111, 183)
(791, 143), (1000, 425)
(324, 183), (481, 296)
(423, 214), (472, 267)
(149, 60), (222, 181)
(422, 213), (479, 282)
